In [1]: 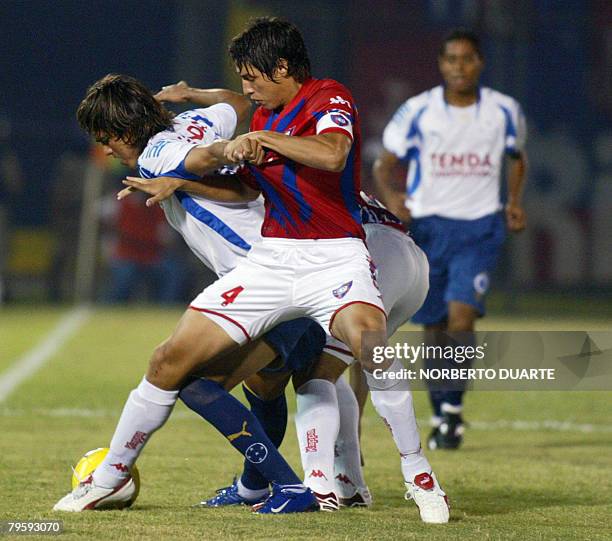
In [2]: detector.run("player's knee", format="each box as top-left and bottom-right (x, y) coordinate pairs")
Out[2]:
(147, 340), (189, 389)
(447, 316), (475, 332)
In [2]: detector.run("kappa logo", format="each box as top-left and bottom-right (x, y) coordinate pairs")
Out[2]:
(305, 428), (319, 453)
(125, 431), (147, 450)
(330, 95), (351, 106)
(333, 281), (353, 299)
(110, 463), (129, 473)
(309, 469), (328, 480)
(335, 473), (355, 486)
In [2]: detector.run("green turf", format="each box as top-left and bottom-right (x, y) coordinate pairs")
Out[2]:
(0, 307), (70, 373)
(1, 307), (611, 540)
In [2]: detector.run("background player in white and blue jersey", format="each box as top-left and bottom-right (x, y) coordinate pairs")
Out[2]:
(373, 29), (527, 450)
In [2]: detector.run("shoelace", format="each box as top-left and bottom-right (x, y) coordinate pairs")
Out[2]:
(407, 484), (447, 509)
(73, 480), (94, 498)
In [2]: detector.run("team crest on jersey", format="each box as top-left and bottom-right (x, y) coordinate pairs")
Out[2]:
(330, 113), (349, 127)
(333, 281), (353, 299)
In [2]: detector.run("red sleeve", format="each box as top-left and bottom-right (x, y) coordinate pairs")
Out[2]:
(308, 81), (356, 139)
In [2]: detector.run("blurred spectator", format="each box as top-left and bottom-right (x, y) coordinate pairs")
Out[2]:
(47, 151), (87, 302)
(0, 124), (25, 304)
(100, 191), (186, 304)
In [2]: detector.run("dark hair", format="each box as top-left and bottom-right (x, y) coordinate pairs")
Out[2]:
(439, 28), (482, 58)
(229, 17), (311, 83)
(76, 74), (174, 151)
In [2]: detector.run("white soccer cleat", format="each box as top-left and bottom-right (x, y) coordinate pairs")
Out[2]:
(53, 475), (137, 512)
(404, 472), (449, 524)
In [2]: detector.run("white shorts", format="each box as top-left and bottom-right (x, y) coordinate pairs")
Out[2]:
(323, 224), (429, 364)
(190, 237), (385, 344)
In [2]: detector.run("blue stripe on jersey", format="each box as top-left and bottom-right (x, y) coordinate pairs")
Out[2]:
(191, 114), (213, 127)
(407, 148), (422, 195)
(498, 104), (518, 154)
(275, 99), (306, 133)
(174, 191), (251, 251)
(138, 166), (156, 179)
(139, 158), (202, 182)
(249, 166), (297, 232)
(282, 161), (312, 223)
(339, 145), (361, 233)
(264, 112), (279, 130)
(401, 105), (427, 162)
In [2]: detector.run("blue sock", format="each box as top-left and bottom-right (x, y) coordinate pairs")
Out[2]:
(240, 385), (288, 491)
(179, 378), (301, 486)
(429, 390), (443, 418)
(442, 331), (475, 409)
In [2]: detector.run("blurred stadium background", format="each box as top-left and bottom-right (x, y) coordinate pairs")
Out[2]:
(0, 0), (610, 311)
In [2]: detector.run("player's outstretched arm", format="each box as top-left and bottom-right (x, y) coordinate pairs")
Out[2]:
(372, 150), (411, 223)
(505, 151), (528, 232)
(118, 175), (259, 206)
(225, 131), (351, 173)
(155, 81), (252, 124)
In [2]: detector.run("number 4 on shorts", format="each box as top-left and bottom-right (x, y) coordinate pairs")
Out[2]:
(221, 286), (244, 306)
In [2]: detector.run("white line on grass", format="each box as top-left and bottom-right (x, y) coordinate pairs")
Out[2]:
(0, 406), (611, 434)
(0, 306), (92, 403)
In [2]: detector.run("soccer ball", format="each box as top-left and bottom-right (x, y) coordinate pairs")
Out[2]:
(71, 447), (140, 508)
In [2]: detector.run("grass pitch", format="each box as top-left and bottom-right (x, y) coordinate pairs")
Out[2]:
(1, 306), (611, 540)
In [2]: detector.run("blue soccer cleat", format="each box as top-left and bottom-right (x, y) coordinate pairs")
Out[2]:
(196, 477), (268, 507)
(252, 483), (319, 514)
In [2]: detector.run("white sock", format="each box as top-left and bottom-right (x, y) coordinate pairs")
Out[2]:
(333, 375), (367, 497)
(366, 360), (432, 482)
(441, 402), (463, 415)
(93, 377), (178, 488)
(295, 379), (339, 495)
(236, 477), (269, 500)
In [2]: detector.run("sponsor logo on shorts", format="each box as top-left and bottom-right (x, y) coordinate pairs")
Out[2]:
(333, 281), (353, 299)
(305, 428), (319, 453)
(473, 272), (490, 298)
(125, 431), (147, 450)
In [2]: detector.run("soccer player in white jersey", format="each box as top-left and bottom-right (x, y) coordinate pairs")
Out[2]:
(373, 29), (527, 450)
(55, 74), (321, 514)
